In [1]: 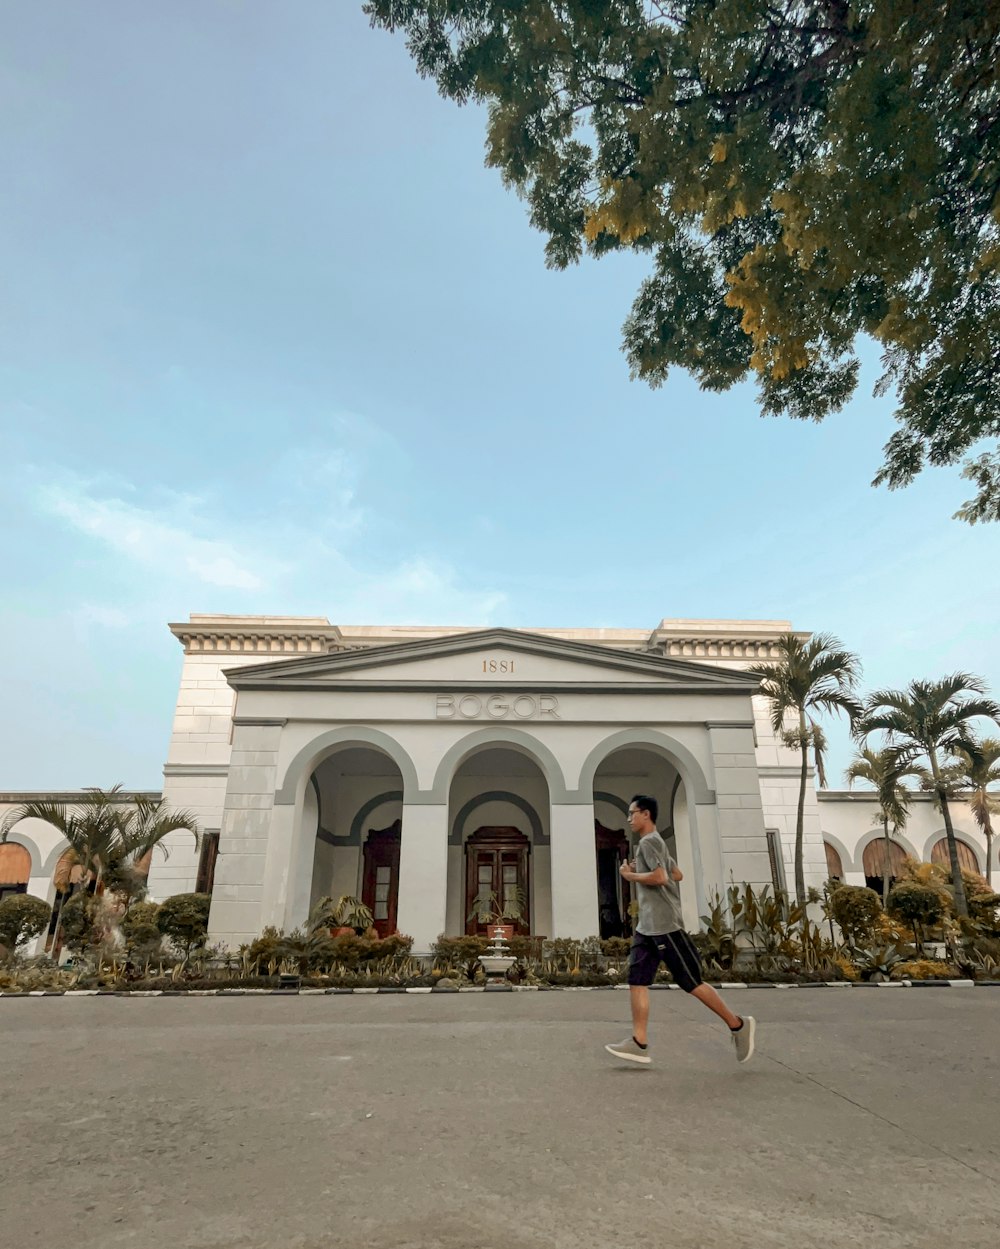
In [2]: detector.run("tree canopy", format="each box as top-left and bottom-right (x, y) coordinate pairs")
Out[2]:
(366, 1), (1000, 520)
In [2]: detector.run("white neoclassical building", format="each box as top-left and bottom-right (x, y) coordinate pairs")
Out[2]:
(1, 614), (994, 954)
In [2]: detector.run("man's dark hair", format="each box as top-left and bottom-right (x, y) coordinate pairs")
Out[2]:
(631, 794), (658, 824)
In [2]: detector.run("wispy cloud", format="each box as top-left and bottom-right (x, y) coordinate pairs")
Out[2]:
(31, 443), (505, 627)
(38, 481), (274, 590)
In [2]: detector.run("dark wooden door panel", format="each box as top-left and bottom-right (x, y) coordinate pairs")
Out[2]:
(362, 820), (401, 938)
(464, 826), (530, 936)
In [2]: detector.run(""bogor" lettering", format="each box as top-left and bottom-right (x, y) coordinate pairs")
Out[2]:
(434, 694), (561, 720)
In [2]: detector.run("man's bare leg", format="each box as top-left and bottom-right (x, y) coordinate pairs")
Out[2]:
(630, 985), (650, 1045)
(691, 983), (742, 1030)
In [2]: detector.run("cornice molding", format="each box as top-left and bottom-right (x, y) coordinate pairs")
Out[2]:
(817, 789), (940, 803)
(0, 790), (161, 804)
(169, 618), (346, 656)
(162, 765), (230, 778)
(224, 627), (763, 692)
(168, 616), (811, 662)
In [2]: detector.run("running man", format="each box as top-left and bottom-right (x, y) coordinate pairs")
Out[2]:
(605, 794), (755, 1065)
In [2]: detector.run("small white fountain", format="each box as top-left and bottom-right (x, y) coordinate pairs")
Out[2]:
(478, 924), (516, 982)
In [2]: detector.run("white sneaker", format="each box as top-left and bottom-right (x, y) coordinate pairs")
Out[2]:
(605, 1036), (651, 1065)
(732, 1016), (756, 1063)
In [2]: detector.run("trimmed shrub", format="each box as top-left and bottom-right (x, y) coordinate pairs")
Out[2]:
(157, 893), (211, 957)
(58, 892), (104, 952)
(0, 894), (51, 955)
(121, 901), (162, 951)
(509, 935), (545, 962)
(892, 959), (959, 981)
(965, 878), (1000, 932)
(827, 884), (882, 947)
(245, 926), (285, 972)
(326, 933), (413, 968)
(887, 882), (946, 944)
(431, 934), (486, 969)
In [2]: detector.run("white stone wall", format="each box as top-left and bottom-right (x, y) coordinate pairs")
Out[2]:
(818, 791), (992, 885)
(149, 646), (273, 903)
(207, 721), (283, 945)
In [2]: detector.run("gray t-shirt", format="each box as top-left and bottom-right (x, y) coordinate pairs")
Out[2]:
(634, 829), (685, 936)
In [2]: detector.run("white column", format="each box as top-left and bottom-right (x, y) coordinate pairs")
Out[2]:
(708, 723), (771, 890)
(532, 844), (553, 937)
(396, 803), (449, 955)
(549, 803), (599, 939)
(444, 843), (463, 936)
(277, 803), (313, 934)
(206, 722), (281, 949)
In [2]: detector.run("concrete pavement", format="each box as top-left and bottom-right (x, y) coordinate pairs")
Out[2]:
(2, 989), (998, 1249)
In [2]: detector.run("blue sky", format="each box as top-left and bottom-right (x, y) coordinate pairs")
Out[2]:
(2, 2), (998, 790)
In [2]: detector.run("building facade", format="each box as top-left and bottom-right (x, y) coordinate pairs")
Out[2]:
(1, 614), (993, 954)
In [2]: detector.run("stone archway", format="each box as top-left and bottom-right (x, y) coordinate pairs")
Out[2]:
(301, 748), (406, 934)
(445, 744), (551, 936)
(860, 834), (914, 896)
(930, 837), (981, 875)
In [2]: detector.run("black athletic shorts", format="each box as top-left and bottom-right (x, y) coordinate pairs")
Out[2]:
(628, 930), (704, 993)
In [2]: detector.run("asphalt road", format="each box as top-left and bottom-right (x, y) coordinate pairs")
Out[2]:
(3, 988), (998, 1249)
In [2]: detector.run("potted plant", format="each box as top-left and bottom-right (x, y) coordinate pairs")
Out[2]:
(467, 886), (527, 941)
(307, 895), (374, 938)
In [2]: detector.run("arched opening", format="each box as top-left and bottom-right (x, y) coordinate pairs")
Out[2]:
(930, 837), (981, 875)
(0, 843), (31, 902)
(862, 838), (909, 896)
(593, 748), (687, 936)
(824, 842), (844, 882)
(307, 747), (404, 937)
(447, 746), (549, 937)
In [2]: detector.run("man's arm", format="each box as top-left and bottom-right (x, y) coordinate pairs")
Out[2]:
(619, 861), (681, 886)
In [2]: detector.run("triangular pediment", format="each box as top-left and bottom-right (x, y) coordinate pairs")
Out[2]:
(225, 628), (760, 693)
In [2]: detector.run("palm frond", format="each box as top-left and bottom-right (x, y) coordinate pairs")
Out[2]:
(1, 800), (72, 840)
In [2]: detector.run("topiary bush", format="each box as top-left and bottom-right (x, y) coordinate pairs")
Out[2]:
(827, 884), (883, 947)
(121, 901), (162, 952)
(431, 934), (488, 979)
(324, 932), (413, 969)
(964, 876), (1000, 933)
(0, 894), (52, 956)
(887, 881), (947, 945)
(156, 892), (211, 958)
(58, 892), (105, 953)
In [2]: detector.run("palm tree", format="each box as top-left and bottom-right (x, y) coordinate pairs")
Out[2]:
(845, 747), (929, 904)
(0, 786), (199, 950)
(749, 633), (862, 909)
(119, 794), (201, 907)
(944, 738), (1000, 887)
(856, 676), (1000, 917)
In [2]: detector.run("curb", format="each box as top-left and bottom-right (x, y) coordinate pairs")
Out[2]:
(0, 979), (991, 998)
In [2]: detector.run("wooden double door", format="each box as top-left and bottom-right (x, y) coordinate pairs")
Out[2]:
(362, 820), (401, 938)
(465, 827), (531, 936)
(361, 821), (535, 939)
